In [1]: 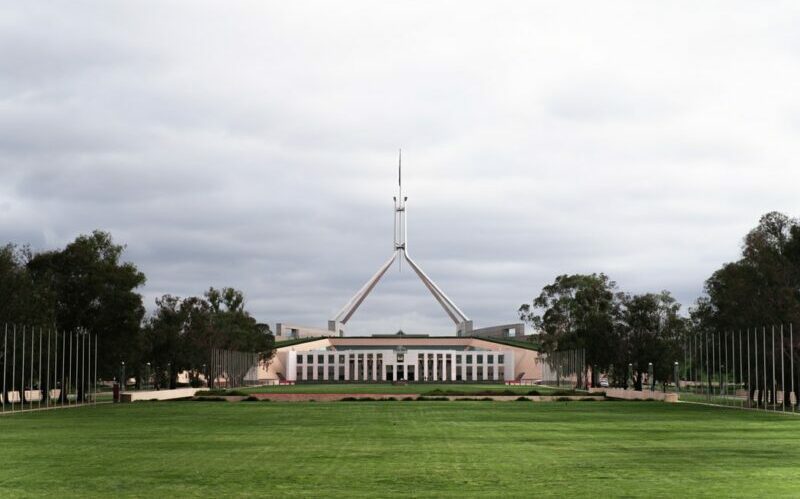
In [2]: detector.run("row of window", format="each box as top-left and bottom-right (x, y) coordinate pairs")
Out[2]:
(296, 353), (505, 365)
(294, 363), (506, 381)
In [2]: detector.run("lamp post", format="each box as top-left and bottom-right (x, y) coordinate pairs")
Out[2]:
(145, 362), (151, 391)
(120, 361), (126, 393)
(674, 361), (680, 393)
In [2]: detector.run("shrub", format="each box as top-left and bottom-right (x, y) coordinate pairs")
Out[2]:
(515, 396), (531, 402)
(195, 389), (248, 397)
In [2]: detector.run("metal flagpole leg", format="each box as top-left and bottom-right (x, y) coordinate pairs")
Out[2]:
(772, 326), (776, 411)
(46, 329), (51, 408)
(781, 325), (785, 412)
(739, 330), (743, 407)
(763, 326), (767, 410)
(68, 331), (73, 406)
(61, 331), (66, 405)
(38, 328), (42, 409)
(12, 325), (16, 412)
(21, 326), (25, 410)
(30, 325), (34, 410)
(94, 334), (98, 406)
(2, 324), (6, 413)
(747, 328), (751, 408)
(791, 324), (795, 412)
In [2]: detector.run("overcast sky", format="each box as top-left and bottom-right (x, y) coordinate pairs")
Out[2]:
(1, 2), (799, 335)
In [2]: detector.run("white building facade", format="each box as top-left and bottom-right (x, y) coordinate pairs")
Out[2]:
(287, 347), (514, 383)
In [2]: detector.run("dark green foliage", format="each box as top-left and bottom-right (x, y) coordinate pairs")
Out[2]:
(20, 231), (146, 379)
(195, 389), (248, 397)
(694, 211), (800, 330)
(425, 388), (522, 396)
(522, 273), (689, 388)
(142, 287), (275, 388)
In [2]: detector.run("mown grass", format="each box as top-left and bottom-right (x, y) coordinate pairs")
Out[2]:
(2, 401), (800, 497)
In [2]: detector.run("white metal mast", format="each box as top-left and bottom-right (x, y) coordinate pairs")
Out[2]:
(328, 151), (472, 336)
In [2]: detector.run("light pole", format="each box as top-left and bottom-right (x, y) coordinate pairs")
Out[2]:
(145, 362), (151, 391)
(120, 361), (126, 393)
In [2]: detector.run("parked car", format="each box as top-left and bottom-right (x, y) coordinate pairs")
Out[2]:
(599, 378), (609, 388)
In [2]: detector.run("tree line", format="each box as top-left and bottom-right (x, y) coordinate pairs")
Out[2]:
(520, 211), (800, 389)
(0, 230), (274, 389)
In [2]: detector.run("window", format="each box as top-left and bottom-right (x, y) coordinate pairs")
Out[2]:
(488, 366), (494, 379)
(339, 355), (345, 363)
(297, 356), (303, 364)
(456, 355), (462, 364)
(466, 355), (473, 363)
(317, 366), (324, 378)
(318, 355), (324, 363)
(477, 355), (483, 363)
(498, 355), (504, 364)
(477, 366), (484, 379)
(307, 355), (313, 363)
(397, 354), (404, 362)
(329, 354), (334, 363)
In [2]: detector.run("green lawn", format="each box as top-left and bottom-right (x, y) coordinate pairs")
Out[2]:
(2, 402), (800, 497)
(239, 383), (567, 395)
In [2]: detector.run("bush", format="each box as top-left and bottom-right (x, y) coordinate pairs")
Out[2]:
(195, 389), (248, 397)
(425, 389), (523, 397)
(415, 396), (449, 401)
(516, 396), (531, 402)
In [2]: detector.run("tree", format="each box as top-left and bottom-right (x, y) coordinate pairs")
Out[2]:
(696, 212), (800, 331)
(26, 231), (146, 382)
(693, 212), (800, 406)
(618, 291), (687, 390)
(519, 273), (621, 386)
(142, 287), (275, 388)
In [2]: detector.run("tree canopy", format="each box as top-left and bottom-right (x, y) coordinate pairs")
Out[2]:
(521, 274), (688, 387)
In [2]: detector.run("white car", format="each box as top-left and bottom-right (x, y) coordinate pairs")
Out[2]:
(599, 378), (609, 388)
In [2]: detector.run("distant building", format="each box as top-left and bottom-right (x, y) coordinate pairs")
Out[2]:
(267, 156), (532, 383)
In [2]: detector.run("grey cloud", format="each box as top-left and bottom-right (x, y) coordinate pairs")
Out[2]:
(1, 1), (800, 335)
